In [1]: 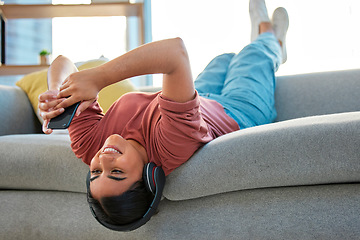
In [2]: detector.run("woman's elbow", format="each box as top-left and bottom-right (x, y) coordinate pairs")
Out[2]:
(166, 37), (190, 72)
(172, 37), (189, 59)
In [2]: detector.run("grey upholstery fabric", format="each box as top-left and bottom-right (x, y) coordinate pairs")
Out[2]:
(1, 69), (360, 239)
(1, 184), (359, 240)
(0, 86), (42, 135)
(164, 111), (360, 200)
(0, 134), (88, 193)
(275, 69), (360, 122)
(2, 111), (359, 202)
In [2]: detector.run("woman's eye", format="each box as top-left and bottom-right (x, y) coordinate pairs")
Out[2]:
(111, 170), (123, 174)
(91, 170), (101, 174)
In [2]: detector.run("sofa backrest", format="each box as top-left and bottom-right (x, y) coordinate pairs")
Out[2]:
(274, 69), (360, 122)
(0, 85), (42, 135)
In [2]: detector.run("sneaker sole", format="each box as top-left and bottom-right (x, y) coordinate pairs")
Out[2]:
(272, 7), (289, 63)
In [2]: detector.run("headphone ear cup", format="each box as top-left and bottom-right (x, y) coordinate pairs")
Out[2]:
(143, 162), (157, 194)
(86, 171), (91, 193)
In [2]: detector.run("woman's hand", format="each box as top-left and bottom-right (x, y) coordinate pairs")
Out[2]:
(38, 90), (65, 134)
(56, 67), (105, 116)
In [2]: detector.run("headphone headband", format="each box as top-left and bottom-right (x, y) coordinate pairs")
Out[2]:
(86, 163), (165, 231)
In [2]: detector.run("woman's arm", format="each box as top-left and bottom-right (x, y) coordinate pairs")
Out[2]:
(47, 55), (78, 91)
(56, 37), (194, 111)
(38, 55), (79, 134)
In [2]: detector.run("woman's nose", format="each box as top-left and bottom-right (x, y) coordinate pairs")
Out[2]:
(99, 154), (116, 165)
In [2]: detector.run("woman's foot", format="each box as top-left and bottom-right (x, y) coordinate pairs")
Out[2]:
(272, 7), (289, 64)
(259, 22), (275, 35)
(249, 0), (270, 42)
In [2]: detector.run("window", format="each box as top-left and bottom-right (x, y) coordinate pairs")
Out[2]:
(152, 0), (360, 86)
(52, 16), (127, 63)
(2, 0), (359, 87)
(0, 0), (52, 86)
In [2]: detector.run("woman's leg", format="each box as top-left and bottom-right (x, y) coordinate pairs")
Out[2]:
(195, 0), (288, 129)
(209, 20), (282, 129)
(221, 31), (281, 128)
(194, 53), (235, 95)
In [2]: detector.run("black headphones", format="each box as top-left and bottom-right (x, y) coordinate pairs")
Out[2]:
(86, 162), (165, 231)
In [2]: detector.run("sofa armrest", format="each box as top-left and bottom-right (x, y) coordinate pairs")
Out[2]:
(0, 85), (42, 135)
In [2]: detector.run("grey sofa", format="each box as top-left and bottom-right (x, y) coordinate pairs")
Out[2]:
(1, 69), (360, 240)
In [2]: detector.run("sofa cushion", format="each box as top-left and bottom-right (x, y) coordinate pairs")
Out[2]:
(164, 111), (360, 200)
(0, 134), (88, 193)
(1, 184), (360, 239)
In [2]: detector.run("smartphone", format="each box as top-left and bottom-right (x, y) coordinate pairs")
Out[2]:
(48, 102), (81, 129)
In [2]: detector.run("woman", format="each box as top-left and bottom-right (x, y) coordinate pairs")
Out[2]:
(39, 0), (288, 229)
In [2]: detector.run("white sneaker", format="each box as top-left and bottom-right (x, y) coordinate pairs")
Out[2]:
(249, 0), (270, 42)
(272, 7), (289, 64)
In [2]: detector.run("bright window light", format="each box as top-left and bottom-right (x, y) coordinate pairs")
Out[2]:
(52, 0), (126, 63)
(52, 0), (90, 4)
(52, 16), (126, 63)
(152, 0), (360, 86)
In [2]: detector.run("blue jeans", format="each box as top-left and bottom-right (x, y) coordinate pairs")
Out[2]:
(195, 32), (282, 129)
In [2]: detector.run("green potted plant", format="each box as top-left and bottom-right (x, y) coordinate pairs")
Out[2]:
(39, 49), (51, 65)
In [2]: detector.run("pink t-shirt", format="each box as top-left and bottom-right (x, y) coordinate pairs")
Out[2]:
(68, 91), (239, 176)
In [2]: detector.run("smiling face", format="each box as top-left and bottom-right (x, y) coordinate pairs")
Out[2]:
(89, 134), (148, 200)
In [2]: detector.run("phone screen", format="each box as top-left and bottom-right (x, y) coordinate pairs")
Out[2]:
(48, 102), (80, 129)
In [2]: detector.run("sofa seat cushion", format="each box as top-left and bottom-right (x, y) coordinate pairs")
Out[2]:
(164, 111), (360, 200)
(1, 184), (360, 239)
(0, 134), (88, 193)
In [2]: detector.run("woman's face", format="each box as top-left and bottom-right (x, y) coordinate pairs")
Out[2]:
(89, 134), (147, 200)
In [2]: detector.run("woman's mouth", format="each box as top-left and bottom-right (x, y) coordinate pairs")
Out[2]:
(102, 146), (122, 154)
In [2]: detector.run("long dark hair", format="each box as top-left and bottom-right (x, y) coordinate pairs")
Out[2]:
(87, 181), (154, 225)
